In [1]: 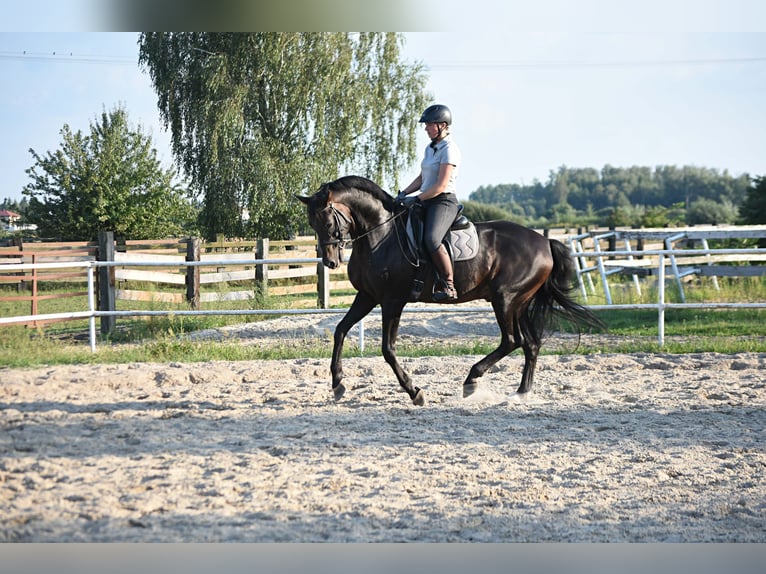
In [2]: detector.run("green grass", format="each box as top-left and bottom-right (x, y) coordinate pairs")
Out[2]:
(1, 277), (765, 368)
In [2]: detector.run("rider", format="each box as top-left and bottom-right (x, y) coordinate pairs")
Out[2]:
(399, 104), (461, 301)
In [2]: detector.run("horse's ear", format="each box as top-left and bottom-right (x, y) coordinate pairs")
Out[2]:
(295, 194), (310, 205)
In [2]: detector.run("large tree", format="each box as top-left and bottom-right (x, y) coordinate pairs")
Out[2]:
(23, 105), (196, 241)
(138, 32), (429, 240)
(739, 176), (766, 225)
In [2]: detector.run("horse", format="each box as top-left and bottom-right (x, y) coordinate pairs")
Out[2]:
(297, 175), (603, 406)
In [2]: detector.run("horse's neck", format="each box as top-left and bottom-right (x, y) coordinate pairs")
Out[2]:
(343, 194), (389, 238)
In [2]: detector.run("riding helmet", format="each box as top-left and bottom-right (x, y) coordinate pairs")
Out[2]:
(419, 104), (452, 125)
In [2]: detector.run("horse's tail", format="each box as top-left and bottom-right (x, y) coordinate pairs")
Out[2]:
(526, 239), (605, 345)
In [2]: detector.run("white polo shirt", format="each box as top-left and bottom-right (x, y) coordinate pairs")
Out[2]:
(420, 134), (461, 195)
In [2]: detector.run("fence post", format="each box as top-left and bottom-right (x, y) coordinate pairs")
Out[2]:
(11, 237), (24, 292)
(608, 225), (616, 258)
(97, 230), (116, 335)
(186, 237), (201, 310)
(255, 238), (269, 297)
(658, 253), (666, 347)
(317, 262), (330, 309)
(31, 253), (38, 326)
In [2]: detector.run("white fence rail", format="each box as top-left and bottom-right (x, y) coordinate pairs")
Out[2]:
(568, 225), (766, 304)
(1, 247), (765, 352)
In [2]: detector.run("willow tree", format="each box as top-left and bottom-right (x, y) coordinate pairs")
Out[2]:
(138, 33), (429, 240)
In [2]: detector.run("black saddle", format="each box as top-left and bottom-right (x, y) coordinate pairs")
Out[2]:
(451, 204), (471, 230)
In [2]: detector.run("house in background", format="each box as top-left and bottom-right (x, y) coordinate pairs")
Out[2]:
(0, 209), (20, 231)
(0, 209), (21, 226)
(0, 209), (36, 232)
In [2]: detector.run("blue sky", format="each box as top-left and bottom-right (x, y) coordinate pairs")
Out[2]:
(1, 3), (765, 202)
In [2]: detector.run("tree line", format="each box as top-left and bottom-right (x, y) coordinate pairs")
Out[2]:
(465, 165), (759, 228)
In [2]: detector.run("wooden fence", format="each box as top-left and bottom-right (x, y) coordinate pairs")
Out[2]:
(0, 239), (98, 327)
(109, 233), (354, 308)
(0, 233), (354, 330)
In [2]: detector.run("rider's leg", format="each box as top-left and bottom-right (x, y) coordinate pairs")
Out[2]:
(430, 244), (457, 301)
(422, 194), (459, 301)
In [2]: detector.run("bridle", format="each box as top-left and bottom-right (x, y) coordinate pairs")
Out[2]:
(317, 201), (407, 251)
(317, 202), (354, 250)
(311, 196), (422, 268)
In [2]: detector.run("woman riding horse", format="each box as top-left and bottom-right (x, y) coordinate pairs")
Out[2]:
(399, 104), (461, 301)
(297, 176), (603, 406)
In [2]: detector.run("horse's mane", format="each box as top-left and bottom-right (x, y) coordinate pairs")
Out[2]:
(323, 176), (395, 211)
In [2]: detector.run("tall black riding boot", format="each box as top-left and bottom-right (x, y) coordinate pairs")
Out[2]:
(430, 245), (457, 301)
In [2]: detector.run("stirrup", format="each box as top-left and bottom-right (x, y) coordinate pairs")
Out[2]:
(433, 279), (457, 302)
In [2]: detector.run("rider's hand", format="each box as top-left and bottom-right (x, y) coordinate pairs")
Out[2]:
(402, 194), (418, 207)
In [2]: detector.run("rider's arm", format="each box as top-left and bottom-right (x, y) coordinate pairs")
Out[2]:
(401, 174), (422, 195)
(417, 163), (454, 201)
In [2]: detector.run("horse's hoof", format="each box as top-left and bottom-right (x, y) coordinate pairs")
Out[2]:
(412, 387), (425, 406)
(463, 383), (478, 398)
(333, 382), (346, 401)
(510, 391), (532, 403)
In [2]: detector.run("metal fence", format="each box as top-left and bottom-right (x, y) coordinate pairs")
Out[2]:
(568, 225), (766, 304)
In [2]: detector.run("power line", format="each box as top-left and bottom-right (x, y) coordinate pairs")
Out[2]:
(2, 48), (764, 70)
(0, 50), (135, 65)
(424, 56), (766, 71)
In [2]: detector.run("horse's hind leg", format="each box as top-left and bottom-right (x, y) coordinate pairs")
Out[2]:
(331, 292), (376, 400)
(516, 337), (540, 395)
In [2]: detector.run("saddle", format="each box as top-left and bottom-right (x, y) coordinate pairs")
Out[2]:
(404, 202), (479, 301)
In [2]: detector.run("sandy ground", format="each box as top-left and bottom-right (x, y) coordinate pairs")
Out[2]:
(1, 312), (765, 542)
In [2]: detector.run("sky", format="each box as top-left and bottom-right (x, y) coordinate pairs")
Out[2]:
(0, 2), (765, 203)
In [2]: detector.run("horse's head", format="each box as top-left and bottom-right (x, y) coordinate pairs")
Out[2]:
(296, 186), (353, 270)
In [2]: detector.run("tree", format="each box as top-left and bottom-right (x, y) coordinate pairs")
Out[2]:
(461, 201), (515, 223)
(138, 33), (429, 240)
(686, 198), (738, 225)
(468, 164), (752, 228)
(23, 105), (196, 241)
(739, 176), (766, 225)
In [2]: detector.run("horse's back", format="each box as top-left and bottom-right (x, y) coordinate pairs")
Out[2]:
(475, 220), (551, 252)
(465, 220), (554, 284)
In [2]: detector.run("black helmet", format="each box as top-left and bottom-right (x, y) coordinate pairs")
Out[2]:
(419, 104), (452, 125)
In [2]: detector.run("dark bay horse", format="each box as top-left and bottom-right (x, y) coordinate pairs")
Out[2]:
(297, 175), (603, 406)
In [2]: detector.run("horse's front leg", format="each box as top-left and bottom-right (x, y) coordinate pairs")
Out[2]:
(331, 292), (377, 401)
(381, 300), (424, 406)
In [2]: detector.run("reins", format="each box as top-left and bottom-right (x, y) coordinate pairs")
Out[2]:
(319, 202), (406, 246)
(318, 201), (420, 267)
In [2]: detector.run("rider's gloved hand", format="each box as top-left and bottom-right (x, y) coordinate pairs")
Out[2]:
(401, 194), (418, 207)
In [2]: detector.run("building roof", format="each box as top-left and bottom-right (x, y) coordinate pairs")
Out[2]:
(0, 209), (21, 218)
